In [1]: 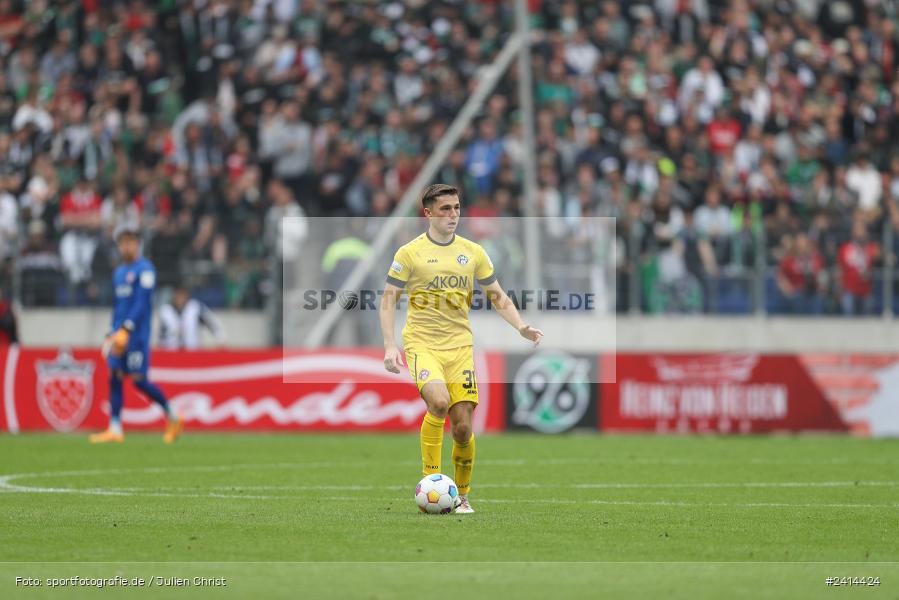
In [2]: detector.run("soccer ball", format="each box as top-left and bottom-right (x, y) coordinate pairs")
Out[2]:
(338, 290), (358, 310)
(414, 473), (462, 514)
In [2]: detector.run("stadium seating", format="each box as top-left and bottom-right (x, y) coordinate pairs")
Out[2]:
(1, 0), (897, 317)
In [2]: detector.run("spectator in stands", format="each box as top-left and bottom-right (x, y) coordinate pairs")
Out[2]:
(59, 179), (102, 288)
(227, 215), (267, 309)
(3, 0), (899, 320)
(258, 99), (312, 209)
(786, 143), (822, 193)
(823, 118), (851, 166)
(595, 157), (629, 217)
(678, 54), (724, 118)
(174, 122), (223, 196)
(652, 237), (703, 314)
(158, 284), (226, 350)
(565, 27), (601, 76)
(346, 158), (385, 217)
(321, 219), (375, 345)
(265, 179), (308, 269)
(465, 119), (504, 196)
(733, 123), (763, 178)
(0, 286), (17, 345)
(777, 233), (826, 315)
(101, 185), (140, 239)
(17, 220), (62, 307)
(693, 184), (730, 259)
(0, 174), (17, 271)
(680, 209), (718, 310)
(19, 155), (58, 233)
(838, 221), (880, 316)
(179, 184), (217, 263)
(650, 189), (684, 249)
(564, 164), (600, 226)
(707, 106), (741, 159)
(846, 149), (883, 221)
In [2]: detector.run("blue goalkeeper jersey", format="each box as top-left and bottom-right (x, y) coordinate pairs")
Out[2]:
(111, 257), (156, 347)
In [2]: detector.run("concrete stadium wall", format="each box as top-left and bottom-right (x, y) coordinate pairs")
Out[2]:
(16, 310), (899, 352)
(19, 309), (270, 349)
(471, 315), (899, 352)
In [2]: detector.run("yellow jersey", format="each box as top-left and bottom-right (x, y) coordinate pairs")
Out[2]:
(386, 232), (496, 350)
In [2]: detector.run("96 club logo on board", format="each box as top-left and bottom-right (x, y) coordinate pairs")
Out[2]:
(505, 351), (597, 433)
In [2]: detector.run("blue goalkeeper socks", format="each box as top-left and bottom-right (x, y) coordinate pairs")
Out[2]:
(109, 374), (123, 434)
(134, 380), (176, 421)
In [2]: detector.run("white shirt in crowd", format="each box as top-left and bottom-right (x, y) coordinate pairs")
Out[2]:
(0, 191), (17, 260)
(733, 139), (762, 175)
(158, 298), (226, 350)
(694, 204), (732, 238)
(846, 161), (882, 212)
(678, 66), (725, 114)
(564, 39), (601, 76)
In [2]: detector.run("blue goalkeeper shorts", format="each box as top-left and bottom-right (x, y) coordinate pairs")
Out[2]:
(107, 343), (151, 377)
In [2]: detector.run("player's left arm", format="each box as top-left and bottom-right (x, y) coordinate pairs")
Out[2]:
(112, 269), (155, 356)
(475, 245), (542, 346)
(481, 279), (543, 346)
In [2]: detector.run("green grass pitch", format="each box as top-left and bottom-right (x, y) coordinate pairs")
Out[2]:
(1, 433), (897, 599)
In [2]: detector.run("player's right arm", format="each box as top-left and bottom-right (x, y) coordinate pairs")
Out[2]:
(380, 282), (404, 373)
(381, 247), (412, 374)
(103, 269), (120, 358)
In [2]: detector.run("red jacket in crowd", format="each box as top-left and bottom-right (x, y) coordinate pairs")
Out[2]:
(838, 241), (879, 297)
(779, 251), (824, 293)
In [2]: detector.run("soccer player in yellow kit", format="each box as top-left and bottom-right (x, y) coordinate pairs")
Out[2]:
(380, 184), (543, 513)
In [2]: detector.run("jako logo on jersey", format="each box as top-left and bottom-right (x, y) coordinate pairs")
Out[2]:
(427, 258), (439, 263)
(424, 275), (469, 290)
(419, 369), (430, 380)
(456, 254), (469, 265)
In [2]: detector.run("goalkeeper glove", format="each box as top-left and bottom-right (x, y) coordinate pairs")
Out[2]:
(110, 327), (130, 357)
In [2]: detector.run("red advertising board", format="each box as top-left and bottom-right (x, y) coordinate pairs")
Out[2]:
(0, 347), (506, 433)
(6, 347), (898, 436)
(600, 353), (849, 434)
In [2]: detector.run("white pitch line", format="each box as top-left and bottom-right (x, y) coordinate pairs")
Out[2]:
(3, 467), (899, 510)
(166, 481), (899, 492)
(0, 461), (410, 488)
(0, 459), (610, 482)
(309, 496), (899, 510)
(0, 480), (895, 509)
(3, 461), (899, 508)
(574, 481), (899, 489)
(473, 498), (899, 510)
(0, 477), (280, 501)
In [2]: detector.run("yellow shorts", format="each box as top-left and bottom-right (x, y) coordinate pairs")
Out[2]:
(405, 345), (479, 407)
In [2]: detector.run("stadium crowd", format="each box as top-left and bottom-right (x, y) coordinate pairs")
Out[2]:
(1, 0), (898, 315)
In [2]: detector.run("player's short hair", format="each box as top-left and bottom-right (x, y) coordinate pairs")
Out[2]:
(420, 184), (460, 210)
(114, 225), (140, 241)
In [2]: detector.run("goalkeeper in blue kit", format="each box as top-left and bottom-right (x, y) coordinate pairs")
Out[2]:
(90, 227), (183, 443)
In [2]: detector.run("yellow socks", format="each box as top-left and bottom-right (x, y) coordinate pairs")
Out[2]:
(420, 412), (445, 475)
(452, 434), (475, 496)
(420, 411), (476, 496)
